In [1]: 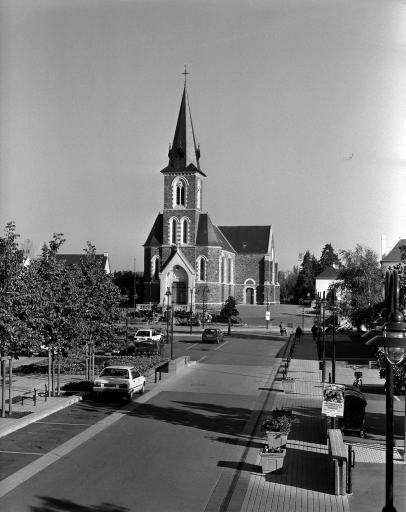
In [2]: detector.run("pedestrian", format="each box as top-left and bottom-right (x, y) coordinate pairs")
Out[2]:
(295, 326), (303, 342)
(311, 324), (318, 342)
(279, 322), (286, 336)
(353, 377), (362, 390)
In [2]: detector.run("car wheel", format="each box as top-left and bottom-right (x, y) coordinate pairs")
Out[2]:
(127, 390), (133, 402)
(139, 383), (145, 395)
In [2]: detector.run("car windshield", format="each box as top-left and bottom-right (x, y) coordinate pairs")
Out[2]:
(135, 331), (150, 337)
(100, 368), (129, 378)
(204, 329), (216, 334)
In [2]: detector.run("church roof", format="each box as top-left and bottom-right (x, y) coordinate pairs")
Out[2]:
(381, 239), (406, 262)
(161, 86), (206, 177)
(315, 265), (341, 280)
(143, 214), (163, 246)
(196, 214), (235, 252)
(217, 225), (272, 254)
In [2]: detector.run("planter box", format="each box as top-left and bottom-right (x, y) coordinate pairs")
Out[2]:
(259, 449), (286, 474)
(266, 431), (288, 448)
(282, 379), (296, 393)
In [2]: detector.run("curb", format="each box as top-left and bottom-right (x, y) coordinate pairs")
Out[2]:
(0, 392), (90, 439)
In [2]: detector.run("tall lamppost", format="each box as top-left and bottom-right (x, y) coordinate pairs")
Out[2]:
(264, 281), (270, 329)
(363, 269), (406, 512)
(202, 285), (210, 329)
(165, 287), (173, 360)
(189, 287), (195, 334)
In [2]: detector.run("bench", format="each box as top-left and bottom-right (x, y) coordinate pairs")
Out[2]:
(327, 428), (348, 495)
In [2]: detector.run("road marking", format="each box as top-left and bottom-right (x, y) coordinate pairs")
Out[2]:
(196, 356), (207, 363)
(35, 422), (92, 426)
(0, 450), (44, 456)
(214, 340), (229, 350)
(186, 343), (198, 350)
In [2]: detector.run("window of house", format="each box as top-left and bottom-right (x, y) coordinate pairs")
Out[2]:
(199, 258), (205, 281)
(153, 258), (159, 280)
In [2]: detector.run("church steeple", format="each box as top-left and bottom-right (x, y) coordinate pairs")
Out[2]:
(167, 85), (201, 172)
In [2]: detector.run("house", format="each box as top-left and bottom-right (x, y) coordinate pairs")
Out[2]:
(55, 253), (111, 273)
(143, 83), (280, 310)
(315, 264), (341, 297)
(380, 239), (406, 272)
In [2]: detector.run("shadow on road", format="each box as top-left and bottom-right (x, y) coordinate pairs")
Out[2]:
(30, 497), (130, 512)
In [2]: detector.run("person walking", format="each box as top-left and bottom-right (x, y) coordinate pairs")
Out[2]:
(279, 322), (286, 336)
(295, 326), (303, 342)
(311, 324), (318, 342)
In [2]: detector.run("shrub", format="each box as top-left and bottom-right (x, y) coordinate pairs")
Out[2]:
(260, 414), (292, 434)
(61, 380), (93, 391)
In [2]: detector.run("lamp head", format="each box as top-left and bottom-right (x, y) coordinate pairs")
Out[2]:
(366, 309), (406, 364)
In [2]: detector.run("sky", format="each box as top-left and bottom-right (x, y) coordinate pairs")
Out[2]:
(1, 0), (405, 273)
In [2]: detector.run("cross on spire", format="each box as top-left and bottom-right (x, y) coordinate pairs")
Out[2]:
(182, 64), (189, 85)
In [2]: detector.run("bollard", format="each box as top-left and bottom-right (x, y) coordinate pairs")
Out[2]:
(329, 373), (331, 383)
(282, 369), (285, 380)
(347, 444), (355, 494)
(34, 388), (37, 406)
(45, 384), (48, 402)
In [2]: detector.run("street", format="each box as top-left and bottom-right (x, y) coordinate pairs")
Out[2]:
(0, 331), (287, 512)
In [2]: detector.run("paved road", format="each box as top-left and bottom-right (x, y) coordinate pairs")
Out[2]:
(0, 332), (287, 512)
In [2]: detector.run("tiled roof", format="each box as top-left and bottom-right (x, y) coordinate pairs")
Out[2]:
(381, 239), (406, 262)
(315, 265), (340, 280)
(196, 214), (235, 253)
(55, 254), (109, 271)
(143, 214), (163, 246)
(217, 225), (271, 254)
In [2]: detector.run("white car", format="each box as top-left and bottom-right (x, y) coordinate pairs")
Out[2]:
(133, 329), (162, 343)
(93, 366), (145, 401)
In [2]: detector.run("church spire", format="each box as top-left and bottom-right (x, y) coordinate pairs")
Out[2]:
(168, 80), (201, 171)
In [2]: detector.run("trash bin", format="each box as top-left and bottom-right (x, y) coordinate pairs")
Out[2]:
(338, 385), (367, 438)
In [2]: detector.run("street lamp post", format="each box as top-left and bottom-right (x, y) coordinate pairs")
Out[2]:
(165, 287), (173, 360)
(363, 269), (406, 512)
(202, 286), (210, 329)
(321, 291), (327, 383)
(189, 287), (194, 335)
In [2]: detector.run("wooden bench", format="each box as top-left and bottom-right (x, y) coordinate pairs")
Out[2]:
(327, 428), (348, 495)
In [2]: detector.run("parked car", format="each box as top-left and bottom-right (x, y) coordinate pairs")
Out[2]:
(93, 365), (145, 401)
(133, 329), (162, 343)
(37, 346), (69, 357)
(202, 328), (224, 344)
(135, 340), (161, 356)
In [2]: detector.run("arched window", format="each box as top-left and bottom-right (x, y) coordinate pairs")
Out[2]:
(200, 258), (205, 281)
(176, 182), (185, 206)
(154, 258), (159, 280)
(171, 219), (177, 244)
(182, 219), (188, 244)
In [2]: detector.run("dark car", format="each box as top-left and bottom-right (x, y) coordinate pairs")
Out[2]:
(202, 328), (224, 344)
(135, 340), (161, 356)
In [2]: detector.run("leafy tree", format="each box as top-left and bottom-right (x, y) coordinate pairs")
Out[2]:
(278, 267), (298, 302)
(220, 296), (239, 335)
(335, 244), (383, 327)
(111, 271), (141, 303)
(318, 243), (340, 273)
(0, 222), (28, 355)
(294, 251), (318, 300)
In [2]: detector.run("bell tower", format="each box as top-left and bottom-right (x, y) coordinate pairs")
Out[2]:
(160, 79), (206, 248)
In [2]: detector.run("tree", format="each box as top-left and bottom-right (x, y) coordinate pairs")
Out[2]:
(294, 251), (318, 300)
(335, 244), (383, 327)
(0, 222), (28, 356)
(278, 267), (298, 302)
(318, 243), (340, 273)
(220, 296), (239, 335)
(111, 271), (140, 303)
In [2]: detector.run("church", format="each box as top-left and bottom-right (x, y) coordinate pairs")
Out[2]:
(143, 83), (280, 311)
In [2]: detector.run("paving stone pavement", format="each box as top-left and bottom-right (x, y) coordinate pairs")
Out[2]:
(237, 335), (350, 512)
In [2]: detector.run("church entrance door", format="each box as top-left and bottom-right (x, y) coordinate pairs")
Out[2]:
(172, 282), (187, 305)
(246, 288), (254, 304)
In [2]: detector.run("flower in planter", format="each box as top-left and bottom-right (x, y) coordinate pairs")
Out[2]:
(260, 414), (292, 434)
